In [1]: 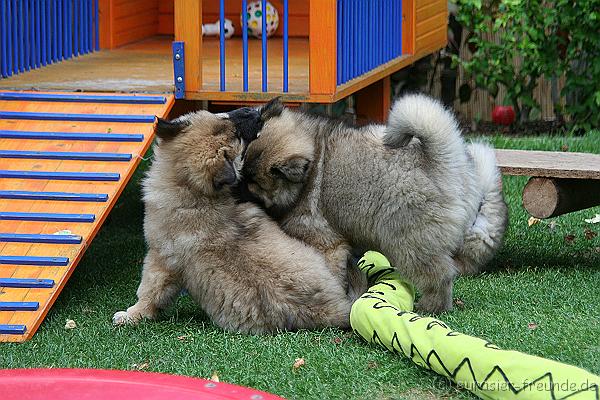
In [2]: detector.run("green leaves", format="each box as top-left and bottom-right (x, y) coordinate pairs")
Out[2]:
(455, 0), (600, 129)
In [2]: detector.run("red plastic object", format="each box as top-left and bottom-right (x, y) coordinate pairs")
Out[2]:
(0, 369), (285, 400)
(491, 105), (516, 126)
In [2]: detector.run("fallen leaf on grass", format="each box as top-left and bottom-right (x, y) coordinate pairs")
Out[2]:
(64, 319), (76, 330)
(331, 337), (343, 345)
(561, 144), (569, 152)
(527, 217), (541, 227)
(177, 334), (193, 342)
(292, 358), (305, 370)
(367, 361), (378, 370)
(453, 298), (465, 308)
(527, 322), (538, 330)
(548, 221), (557, 231)
(133, 362), (149, 370)
(584, 229), (597, 240)
(210, 371), (220, 382)
(564, 234), (576, 244)
(584, 214), (600, 224)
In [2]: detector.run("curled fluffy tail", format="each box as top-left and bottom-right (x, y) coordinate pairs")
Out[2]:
(384, 94), (465, 167)
(455, 142), (509, 275)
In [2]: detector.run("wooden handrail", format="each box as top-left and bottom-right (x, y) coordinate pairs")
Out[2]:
(174, 0), (203, 94)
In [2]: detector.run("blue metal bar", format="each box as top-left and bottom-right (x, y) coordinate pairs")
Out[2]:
(343, 0), (349, 83)
(40, 0), (46, 65)
(73, 0), (78, 55)
(35, 0), (41, 66)
(45, 0), (50, 63)
(0, 92), (167, 104)
(283, 0), (288, 92)
(18, 0), (24, 72)
(0, 150), (132, 162)
(0, 212), (95, 222)
(0, 170), (120, 181)
(0, 325), (27, 335)
(83, 0), (88, 54)
(94, 0), (99, 50)
(399, 0), (403, 56)
(65, 0), (71, 58)
(336, 0), (341, 86)
(0, 130), (144, 142)
(0, 233), (83, 244)
(24, 0), (29, 71)
(52, 0), (57, 61)
(261, 0), (267, 92)
(219, 0), (225, 91)
(0, 278), (55, 288)
(57, 0), (62, 60)
(0, 111), (156, 123)
(0, 256), (69, 266)
(1, 0), (7, 77)
(0, 302), (40, 311)
(0, 190), (108, 202)
(242, 0), (248, 92)
(11, 0), (17, 74)
(75, 0), (86, 54)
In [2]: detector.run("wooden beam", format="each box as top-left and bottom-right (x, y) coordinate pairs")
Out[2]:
(175, 0), (202, 94)
(354, 76), (391, 124)
(522, 177), (600, 219)
(98, 0), (114, 49)
(402, 0), (415, 55)
(496, 149), (600, 180)
(309, 0), (336, 95)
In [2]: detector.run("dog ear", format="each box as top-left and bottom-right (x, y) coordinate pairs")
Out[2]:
(213, 160), (238, 190)
(155, 117), (189, 140)
(271, 156), (310, 183)
(260, 97), (284, 120)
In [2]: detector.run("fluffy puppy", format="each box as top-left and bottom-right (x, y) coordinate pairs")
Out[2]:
(112, 108), (357, 334)
(242, 95), (508, 314)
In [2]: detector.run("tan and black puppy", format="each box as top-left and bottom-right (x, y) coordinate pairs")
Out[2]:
(113, 109), (358, 334)
(243, 95), (508, 314)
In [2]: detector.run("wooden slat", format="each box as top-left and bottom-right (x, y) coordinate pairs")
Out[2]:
(309, 0), (337, 95)
(174, 0), (202, 94)
(0, 91), (174, 342)
(496, 149), (600, 180)
(403, 0), (415, 55)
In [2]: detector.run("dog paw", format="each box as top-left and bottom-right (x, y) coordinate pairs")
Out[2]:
(112, 310), (137, 326)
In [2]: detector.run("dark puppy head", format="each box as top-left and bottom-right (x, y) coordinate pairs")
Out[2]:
(155, 108), (260, 197)
(241, 99), (314, 210)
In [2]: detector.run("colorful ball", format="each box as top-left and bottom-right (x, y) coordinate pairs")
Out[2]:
(241, 1), (279, 38)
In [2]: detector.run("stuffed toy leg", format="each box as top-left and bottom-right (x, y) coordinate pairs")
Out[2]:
(350, 251), (600, 400)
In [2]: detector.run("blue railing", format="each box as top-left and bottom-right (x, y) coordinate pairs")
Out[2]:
(218, 0), (288, 92)
(337, 0), (402, 85)
(0, 0), (99, 78)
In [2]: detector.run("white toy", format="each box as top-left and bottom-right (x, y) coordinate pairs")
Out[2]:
(241, 1), (279, 38)
(202, 19), (235, 39)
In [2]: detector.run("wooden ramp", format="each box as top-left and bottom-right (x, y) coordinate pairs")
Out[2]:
(0, 91), (174, 342)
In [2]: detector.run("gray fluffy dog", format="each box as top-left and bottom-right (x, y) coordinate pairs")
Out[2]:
(242, 94), (508, 314)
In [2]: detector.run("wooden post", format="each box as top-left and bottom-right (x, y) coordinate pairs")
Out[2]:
(98, 0), (114, 49)
(175, 0), (202, 95)
(402, 0), (415, 55)
(354, 76), (391, 124)
(522, 177), (600, 219)
(309, 0), (337, 96)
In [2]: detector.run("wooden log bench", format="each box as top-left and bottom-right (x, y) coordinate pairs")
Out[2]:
(495, 149), (600, 218)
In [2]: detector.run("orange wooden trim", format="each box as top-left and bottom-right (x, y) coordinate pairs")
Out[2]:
(309, 0), (336, 95)
(175, 0), (203, 94)
(98, 0), (114, 49)
(402, 0), (415, 55)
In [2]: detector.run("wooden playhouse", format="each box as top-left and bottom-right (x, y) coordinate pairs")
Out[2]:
(0, 0), (449, 341)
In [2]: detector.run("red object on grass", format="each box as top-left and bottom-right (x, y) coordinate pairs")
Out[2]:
(0, 368), (285, 400)
(491, 105), (516, 126)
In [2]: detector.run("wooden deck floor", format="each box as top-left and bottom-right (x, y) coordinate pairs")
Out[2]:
(0, 91), (174, 342)
(0, 36), (309, 95)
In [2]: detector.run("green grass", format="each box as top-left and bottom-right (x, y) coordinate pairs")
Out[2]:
(1, 131), (598, 400)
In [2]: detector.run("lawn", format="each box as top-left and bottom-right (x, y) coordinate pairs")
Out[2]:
(1, 131), (598, 400)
